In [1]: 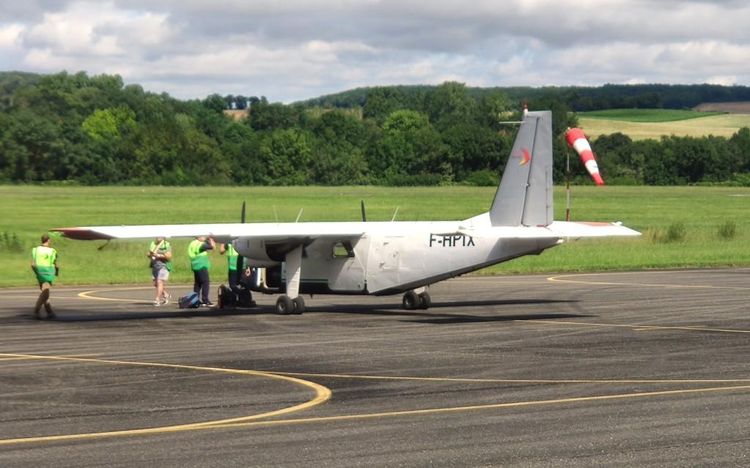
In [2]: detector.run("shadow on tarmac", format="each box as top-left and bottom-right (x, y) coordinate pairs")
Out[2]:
(304, 299), (588, 324)
(4, 299), (586, 324)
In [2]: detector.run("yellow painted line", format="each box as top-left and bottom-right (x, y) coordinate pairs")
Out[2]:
(78, 287), (154, 304)
(269, 370), (750, 385)
(207, 384), (750, 430)
(529, 319), (750, 335)
(547, 273), (750, 291)
(0, 353), (331, 446)
(4, 354), (748, 444)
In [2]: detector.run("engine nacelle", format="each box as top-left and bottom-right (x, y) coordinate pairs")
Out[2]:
(232, 238), (281, 267)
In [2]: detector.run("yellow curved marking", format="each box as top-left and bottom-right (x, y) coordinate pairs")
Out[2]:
(3, 354), (748, 442)
(0, 353), (331, 446)
(547, 272), (750, 291)
(213, 384), (750, 430)
(78, 286), (155, 304)
(268, 370), (750, 385)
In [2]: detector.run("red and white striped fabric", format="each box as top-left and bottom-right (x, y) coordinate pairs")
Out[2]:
(565, 128), (604, 186)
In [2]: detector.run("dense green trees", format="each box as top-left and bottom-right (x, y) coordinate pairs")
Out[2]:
(1, 71), (749, 186)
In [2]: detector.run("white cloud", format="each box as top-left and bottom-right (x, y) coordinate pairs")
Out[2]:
(0, 0), (748, 101)
(0, 24), (23, 48)
(707, 75), (737, 86)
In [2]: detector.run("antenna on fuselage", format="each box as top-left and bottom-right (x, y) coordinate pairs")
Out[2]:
(295, 208), (303, 222)
(390, 206), (399, 222)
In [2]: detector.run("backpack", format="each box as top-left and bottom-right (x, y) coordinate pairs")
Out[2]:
(178, 292), (201, 309)
(218, 284), (236, 308)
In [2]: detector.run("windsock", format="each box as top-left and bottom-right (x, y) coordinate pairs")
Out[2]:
(565, 128), (604, 186)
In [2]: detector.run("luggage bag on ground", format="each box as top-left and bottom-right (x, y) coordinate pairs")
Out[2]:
(178, 292), (201, 309)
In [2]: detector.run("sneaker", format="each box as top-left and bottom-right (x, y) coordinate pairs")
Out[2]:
(162, 292), (171, 305)
(201, 301), (214, 307)
(153, 300), (163, 307)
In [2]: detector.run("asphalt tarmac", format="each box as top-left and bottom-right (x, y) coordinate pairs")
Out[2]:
(2, 269), (750, 466)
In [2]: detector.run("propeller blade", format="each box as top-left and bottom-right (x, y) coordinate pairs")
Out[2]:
(360, 200), (367, 222)
(237, 201), (246, 272)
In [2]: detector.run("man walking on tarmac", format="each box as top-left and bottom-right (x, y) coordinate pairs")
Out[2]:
(188, 235), (215, 306)
(218, 242), (256, 308)
(31, 233), (58, 319)
(148, 236), (172, 306)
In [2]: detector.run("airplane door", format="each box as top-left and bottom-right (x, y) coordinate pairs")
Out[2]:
(327, 240), (367, 292)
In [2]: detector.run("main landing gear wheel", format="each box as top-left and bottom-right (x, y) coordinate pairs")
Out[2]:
(402, 291), (419, 310)
(418, 292), (431, 309)
(275, 295), (305, 314)
(276, 295), (294, 315)
(292, 296), (305, 314)
(402, 291), (432, 310)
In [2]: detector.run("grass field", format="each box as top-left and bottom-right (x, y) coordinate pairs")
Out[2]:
(577, 109), (750, 140)
(2, 185), (750, 288)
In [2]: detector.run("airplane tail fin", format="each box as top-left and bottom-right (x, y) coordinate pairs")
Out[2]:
(489, 110), (553, 227)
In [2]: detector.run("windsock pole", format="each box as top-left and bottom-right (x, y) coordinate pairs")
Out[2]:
(565, 146), (571, 221)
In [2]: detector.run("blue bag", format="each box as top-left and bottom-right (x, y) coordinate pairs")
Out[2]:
(178, 292), (201, 309)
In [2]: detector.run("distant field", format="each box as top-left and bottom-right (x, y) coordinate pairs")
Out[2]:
(3, 185), (750, 287)
(578, 109), (750, 140)
(579, 108), (723, 122)
(694, 101), (750, 113)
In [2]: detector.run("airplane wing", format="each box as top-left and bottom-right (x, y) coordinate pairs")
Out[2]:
(53, 222), (366, 243)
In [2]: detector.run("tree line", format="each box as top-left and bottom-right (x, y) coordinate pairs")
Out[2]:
(304, 83), (750, 112)
(0, 71), (749, 186)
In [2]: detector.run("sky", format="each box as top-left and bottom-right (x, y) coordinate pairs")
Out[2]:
(1, 0), (749, 102)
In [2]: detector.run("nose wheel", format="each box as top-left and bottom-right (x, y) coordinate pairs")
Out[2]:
(402, 290), (431, 310)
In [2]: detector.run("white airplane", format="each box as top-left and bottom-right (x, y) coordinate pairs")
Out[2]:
(54, 111), (639, 314)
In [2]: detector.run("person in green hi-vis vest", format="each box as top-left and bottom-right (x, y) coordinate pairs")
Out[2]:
(218, 242), (256, 308)
(30, 233), (58, 319)
(188, 235), (215, 306)
(220, 242), (241, 293)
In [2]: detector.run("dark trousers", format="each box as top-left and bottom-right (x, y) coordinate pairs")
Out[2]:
(193, 268), (210, 304)
(228, 269), (242, 294)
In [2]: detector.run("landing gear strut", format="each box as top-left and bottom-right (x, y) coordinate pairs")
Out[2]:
(275, 244), (305, 315)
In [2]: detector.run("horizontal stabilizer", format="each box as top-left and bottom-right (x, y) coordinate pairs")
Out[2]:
(546, 221), (641, 238)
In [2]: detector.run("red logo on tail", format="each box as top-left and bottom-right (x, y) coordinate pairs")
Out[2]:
(515, 148), (531, 166)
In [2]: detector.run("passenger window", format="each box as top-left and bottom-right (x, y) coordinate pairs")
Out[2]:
(332, 241), (354, 258)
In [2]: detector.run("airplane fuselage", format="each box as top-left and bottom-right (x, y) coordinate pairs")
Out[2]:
(237, 218), (561, 296)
